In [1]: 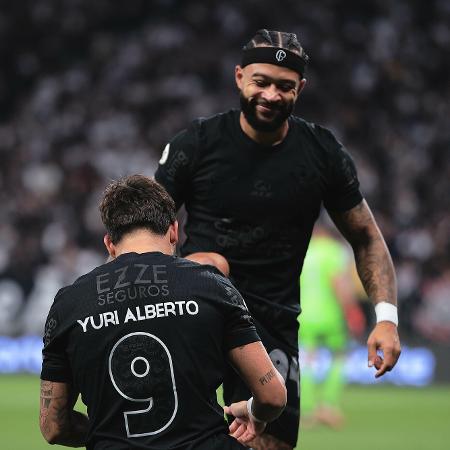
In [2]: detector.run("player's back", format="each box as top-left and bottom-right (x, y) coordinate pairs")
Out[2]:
(43, 251), (251, 449)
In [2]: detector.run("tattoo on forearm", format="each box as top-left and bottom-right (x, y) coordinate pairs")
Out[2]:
(332, 201), (397, 304)
(259, 369), (276, 385)
(40, 380), (88, 446)
(356, 237), (396, 303)
(41, 388), (53, 408)
(40, 381), (53, 432)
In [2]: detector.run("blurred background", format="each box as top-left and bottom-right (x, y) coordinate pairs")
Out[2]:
(0, 0), (449, 449)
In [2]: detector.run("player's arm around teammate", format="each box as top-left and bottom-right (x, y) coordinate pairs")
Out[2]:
(329, 199), (401, 377)
(39, 380), (88, 446)
(224, 341), (287, 446)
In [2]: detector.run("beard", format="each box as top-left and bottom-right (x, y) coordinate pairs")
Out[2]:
(239, 92), (294, 132)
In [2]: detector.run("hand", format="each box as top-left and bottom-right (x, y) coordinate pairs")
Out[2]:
(224, 401), (266, 445)
(367, 321), (401, 378)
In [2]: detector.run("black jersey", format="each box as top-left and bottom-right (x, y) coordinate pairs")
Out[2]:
(41, 252), (257, 450)
(155, 109), (363, 354)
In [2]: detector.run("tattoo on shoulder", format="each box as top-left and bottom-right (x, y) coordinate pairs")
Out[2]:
(259, 369), (276, 385)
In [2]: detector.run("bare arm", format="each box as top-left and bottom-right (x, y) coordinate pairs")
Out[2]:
(40, 380), (89, 447)
(227, 341), (286, 420)
(224, 341), (287, 444)
(329, 200), (396, 304)
(329, 200), (401, 376)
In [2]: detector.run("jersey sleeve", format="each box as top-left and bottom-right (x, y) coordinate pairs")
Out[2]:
(316, 125), (364, 212)
(154, 121), (200, 210)
(214, 275), (261, 351)
(40, 294), (72, 383)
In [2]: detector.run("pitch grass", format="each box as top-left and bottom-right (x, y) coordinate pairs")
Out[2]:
(1, 375), (449, 450)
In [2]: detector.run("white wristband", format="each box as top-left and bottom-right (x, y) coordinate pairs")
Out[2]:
(375, 302), (398, 326)
(247, 397), (266, 423)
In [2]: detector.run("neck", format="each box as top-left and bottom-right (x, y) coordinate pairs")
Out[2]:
(239, 112), (289, 146)
(113, 230), (174, 258)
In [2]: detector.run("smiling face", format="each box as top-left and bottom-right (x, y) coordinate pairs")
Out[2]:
(236, 63), (306, 132)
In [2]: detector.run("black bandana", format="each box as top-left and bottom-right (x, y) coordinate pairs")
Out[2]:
(241, 47), (307, 77)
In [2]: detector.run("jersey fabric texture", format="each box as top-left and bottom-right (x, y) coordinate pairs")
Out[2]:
(155, 109), (363, 446)
(155, 109), (363, 355)
(41, 252), (257, 450)
(299, 236), (350, 351)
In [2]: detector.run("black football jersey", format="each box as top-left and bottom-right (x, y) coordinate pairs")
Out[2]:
(155, 110), (363, 354)
(41, 252), (257, 450)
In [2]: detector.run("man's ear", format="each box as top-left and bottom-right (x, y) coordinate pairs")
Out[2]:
(103, 234), (116, 259)
(297, 78), (307, 96)
(235, 65), (244, 90)
(169, 221), (179, 246)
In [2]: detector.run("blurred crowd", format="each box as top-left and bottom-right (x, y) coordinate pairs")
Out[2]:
(0, 0), (449, 342)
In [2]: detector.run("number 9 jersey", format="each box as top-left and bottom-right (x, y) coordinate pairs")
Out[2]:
(41, 252), (259, 450)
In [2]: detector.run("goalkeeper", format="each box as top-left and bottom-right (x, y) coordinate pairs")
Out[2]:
(299, 224), (365, 428)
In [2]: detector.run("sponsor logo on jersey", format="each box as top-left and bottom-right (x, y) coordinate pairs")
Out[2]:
(251, 179), (273, 198)
(96, 264), (169, 306)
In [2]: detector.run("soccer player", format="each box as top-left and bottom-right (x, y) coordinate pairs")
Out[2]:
(155, 29), (401, 450)
(299, 224), (363, 428)
(39, 175), (287, 449)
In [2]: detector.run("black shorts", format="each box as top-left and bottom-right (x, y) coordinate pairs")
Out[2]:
(223, 325), (300, 448)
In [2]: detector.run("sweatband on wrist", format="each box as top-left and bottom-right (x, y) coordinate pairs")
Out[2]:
(247, 397), (266, 423)
(375, 302), (398, 326)
(241, 47), (307, 77)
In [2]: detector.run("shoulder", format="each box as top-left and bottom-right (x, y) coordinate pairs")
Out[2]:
(194, 109), (238, 141)
(290, 116), (343, 151)
(195, 109), (238, 127)
(53, 261), (110, 305)
(174, 257), (243, 301)
(164, 110), (236, 162)
(176, 110), (236, 136)
(172, 256), (225, 283)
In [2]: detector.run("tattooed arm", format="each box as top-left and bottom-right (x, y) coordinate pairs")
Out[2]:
(224, 342), (286, 444)
(39, 380), (89, 447)
(329, 199), (401, 377)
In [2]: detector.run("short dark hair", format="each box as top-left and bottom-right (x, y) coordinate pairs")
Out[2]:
(99, 175), (176, 244)
(243, 29), (309, 64)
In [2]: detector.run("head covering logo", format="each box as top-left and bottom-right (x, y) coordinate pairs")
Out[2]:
(275, 50), (287, 62)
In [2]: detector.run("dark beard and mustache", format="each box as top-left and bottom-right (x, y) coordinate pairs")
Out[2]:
(239, 92), (294, 132)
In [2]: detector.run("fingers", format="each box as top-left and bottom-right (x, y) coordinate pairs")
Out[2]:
(228, 418), (243, 434)
(230, 421), (246, 440)
(367, 323), (402, 377)
(230, 421), (256, 445)
(367, 338), (378, 368)
(375, 355), (390, 378)
(375, 346), (401, 378)
(237, 429), (256, 444)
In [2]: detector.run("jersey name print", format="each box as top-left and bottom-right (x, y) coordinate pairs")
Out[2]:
(77, 300), (199, 332)
(41, 251), (259, 450)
